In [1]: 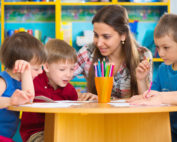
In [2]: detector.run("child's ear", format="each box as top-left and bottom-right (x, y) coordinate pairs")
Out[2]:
(43, 63), (49, 72)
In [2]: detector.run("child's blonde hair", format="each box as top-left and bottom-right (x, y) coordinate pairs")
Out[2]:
(45, 39), (77, 64)
(154, 13), (177, 42)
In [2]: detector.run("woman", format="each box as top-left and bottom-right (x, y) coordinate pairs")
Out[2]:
(74, 5), (152, 100)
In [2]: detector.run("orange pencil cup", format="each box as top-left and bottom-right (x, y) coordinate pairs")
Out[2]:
(95, 77), (113, 103)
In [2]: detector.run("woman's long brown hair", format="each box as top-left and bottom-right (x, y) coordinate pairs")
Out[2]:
(87, 5), (140, 97)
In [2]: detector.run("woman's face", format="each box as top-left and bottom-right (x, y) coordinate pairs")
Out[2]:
(93, 22), (125, 57)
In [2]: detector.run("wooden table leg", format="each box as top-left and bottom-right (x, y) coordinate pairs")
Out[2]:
(44, 112), (171, 142)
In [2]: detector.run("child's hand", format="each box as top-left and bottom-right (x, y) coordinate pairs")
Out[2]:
(13, 60), (31, 73)
(130, 94), (163, 106)
(78, 92), (98, 101)
(136, 59), (150, 81)
(127, 94), (144, 103)
(10, 89), (34, 106)
(143, 90), (161, 98)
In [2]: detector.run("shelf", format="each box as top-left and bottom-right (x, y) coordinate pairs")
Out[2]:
(118, 2), (169, 6)
(61, 1), (168, 6)
(153, 58), (163, 62)
(3, 2), (56, 5)
(0, 0), (169, 72)
(61, 2), (112, 5)
(3, 1), (168, 6)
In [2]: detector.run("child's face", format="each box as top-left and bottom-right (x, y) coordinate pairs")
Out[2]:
(154, 35), (177, 66)
(44, 61), (75, 89)
(30, 60), (43, 79)
(30, 64), (43, 79)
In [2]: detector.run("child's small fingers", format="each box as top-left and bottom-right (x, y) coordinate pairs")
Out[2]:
(143, 90), (148, 98)
(130, 100), (146, 106)
(16, 62), (22, 72)
(15, 90), (29, 100)
(26, 90), (34, 98)
(20, 63), (26, 73)
(137, 66), (146, 73)
(13, 62), (19, 72)
(138, 62), (148, 69)
(141, 62), (150, 70)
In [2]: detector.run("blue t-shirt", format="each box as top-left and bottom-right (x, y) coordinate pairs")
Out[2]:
(0, 71), (21, 138)
(151, 63), (177, 91)
(151, 63), (177, 142)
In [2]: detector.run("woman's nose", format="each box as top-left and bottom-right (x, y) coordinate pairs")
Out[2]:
(97, 38), (103, 47)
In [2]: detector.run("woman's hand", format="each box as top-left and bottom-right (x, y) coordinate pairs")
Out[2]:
(77, 92), (98, 101)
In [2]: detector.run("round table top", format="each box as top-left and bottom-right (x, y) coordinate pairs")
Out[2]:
(8, 101), (177, 114)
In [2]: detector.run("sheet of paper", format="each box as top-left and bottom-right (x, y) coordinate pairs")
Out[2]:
(55, 100), (96, 103)
(109, 102), (131, 107)
(20, 102), (81, 108)
(110, 99), (126, 103)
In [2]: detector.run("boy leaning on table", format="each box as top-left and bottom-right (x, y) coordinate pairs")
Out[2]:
(20, 39), (78, 142)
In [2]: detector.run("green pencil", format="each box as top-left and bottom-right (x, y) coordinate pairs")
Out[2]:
(105, 63), (110, 77)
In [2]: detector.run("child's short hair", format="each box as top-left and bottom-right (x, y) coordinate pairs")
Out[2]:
(0, 32), (47, 69)
(154, 13), (177, 42)
(45, 39), (77, 64)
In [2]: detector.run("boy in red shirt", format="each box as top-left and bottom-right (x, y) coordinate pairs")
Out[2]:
(20, 39), (78, 142)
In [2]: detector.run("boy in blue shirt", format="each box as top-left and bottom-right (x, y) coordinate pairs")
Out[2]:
(129, 13), (177, 142)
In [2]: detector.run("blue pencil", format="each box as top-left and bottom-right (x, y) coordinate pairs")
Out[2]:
(97, 59), (102, 77)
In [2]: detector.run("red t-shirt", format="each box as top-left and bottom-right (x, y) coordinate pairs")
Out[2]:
(20, 71), (78, 142)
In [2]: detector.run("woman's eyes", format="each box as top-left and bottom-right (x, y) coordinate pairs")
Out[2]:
(164, 46), (169, 50)
(103, 35), (111, 39)
(94, 33), (98, 38)
(94, 33), (111, 39)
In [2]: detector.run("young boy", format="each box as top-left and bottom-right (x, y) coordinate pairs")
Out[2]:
(129, 13), (177, 142)
(0, 32), (47, 142)
(20, 39), (78, 142)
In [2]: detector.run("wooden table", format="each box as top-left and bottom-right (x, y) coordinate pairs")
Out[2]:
(8, 102), (177, 142)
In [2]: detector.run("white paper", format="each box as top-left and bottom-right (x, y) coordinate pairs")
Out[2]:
(55, 100), (96, 103)
(20, 102), (80, 108)
(109, 102), (131, 107)
(111, 99), (126, 103)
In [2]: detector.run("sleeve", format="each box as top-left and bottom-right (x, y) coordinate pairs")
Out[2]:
(74, 45), (90, 76)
